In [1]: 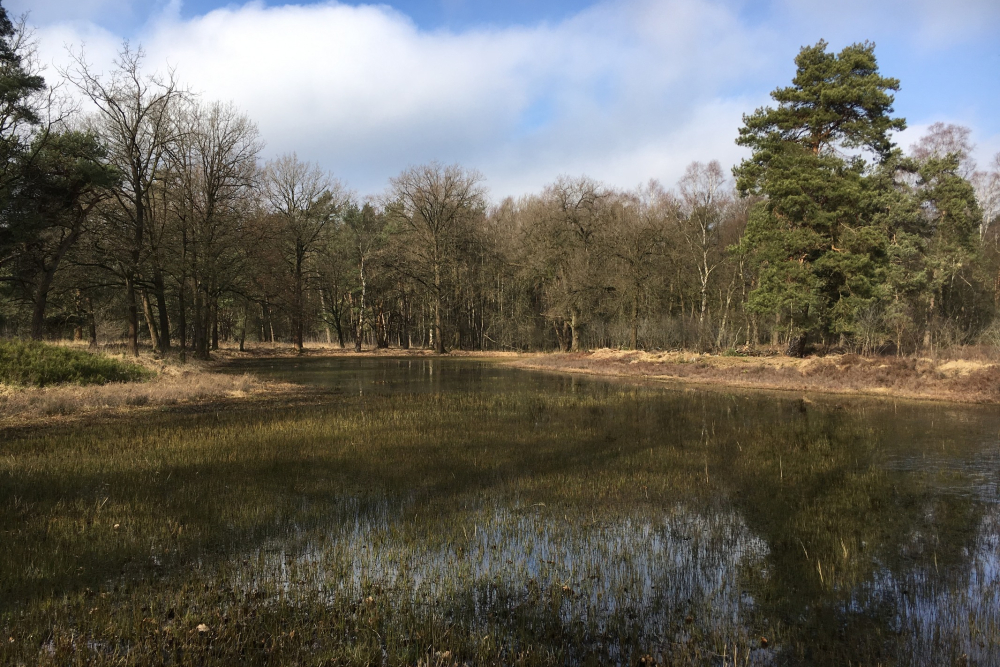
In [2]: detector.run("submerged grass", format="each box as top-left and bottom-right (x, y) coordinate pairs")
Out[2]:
(1, 358), (998, 665)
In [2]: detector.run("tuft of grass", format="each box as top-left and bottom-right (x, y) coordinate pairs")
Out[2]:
(0, 339), (153, 387)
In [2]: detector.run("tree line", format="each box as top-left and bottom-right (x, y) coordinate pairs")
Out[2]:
(2, 9), (999, 357)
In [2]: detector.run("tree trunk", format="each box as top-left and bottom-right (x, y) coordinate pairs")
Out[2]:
(153, 267), (170, 351)
(142, 289), (161, 353)
(553, 320), (567, 352)
(786, 332), (808, 358)
(30, 223), (85, 340)
(193, 286), (203, 358)
(569, 312), (580, 352)
(239, 301), (248, 352)
(631, 294), (639, 350)
(211, 299), (219, 351)
(401, 295), (410, 350)
(30, 269), (56, 340)
(73, 292), (84, 341)
(433, 260), (445, 354)
(126, 274), (139, 357)
(716, 279), (735, 350)
(87, 297), (98, 348)
(293, 246), (305, 354)
(923, 292), (936, 351)
(333, 302), (345, 348)
(177, 281), (187, 361)
(379, 308), (390, 349)
(318, 288), (332, 345)
(355, 258), (366, 352)
(193, 285), (210, 360)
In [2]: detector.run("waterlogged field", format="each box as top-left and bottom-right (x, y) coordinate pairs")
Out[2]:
(2, 357), (1000, 666)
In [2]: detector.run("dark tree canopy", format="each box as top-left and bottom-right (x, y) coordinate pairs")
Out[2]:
(736, 40), (905, 174)
(733, 41), (910, 353)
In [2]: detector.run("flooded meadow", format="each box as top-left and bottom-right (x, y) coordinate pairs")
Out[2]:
(2, 357), (999, 665)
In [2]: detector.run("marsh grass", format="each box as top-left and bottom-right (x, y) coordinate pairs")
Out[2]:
(1, 358), (998, 665)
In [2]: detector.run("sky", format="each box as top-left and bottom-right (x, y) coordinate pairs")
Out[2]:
(12, 0), (1000, 199)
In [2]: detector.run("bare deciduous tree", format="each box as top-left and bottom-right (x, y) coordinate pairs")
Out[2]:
(387, 163), (486, 353)
(66, 44), (184, 355)
(168, 100), (262, 359)
(972, 153), (1000, 241)
(605, 182), (674, 349)
(678, 161), (733, 344)
(524, 176), (608, 351)
(264, 154), (343, 353)
(910, 122), (977, 179)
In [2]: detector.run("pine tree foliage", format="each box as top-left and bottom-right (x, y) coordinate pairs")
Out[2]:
(732, 40), (984, 354)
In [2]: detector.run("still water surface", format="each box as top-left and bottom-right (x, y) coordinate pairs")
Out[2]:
(4, 357), (1000, 665)
(228, 357), (1000, 664)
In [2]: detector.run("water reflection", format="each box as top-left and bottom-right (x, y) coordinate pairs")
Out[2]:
(220, 357), (1000, 663)
(4, 357), (1000, 665)
(240, 502), (769, 661)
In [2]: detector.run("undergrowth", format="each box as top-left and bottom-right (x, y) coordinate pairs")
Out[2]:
(0, 340), (153, 387)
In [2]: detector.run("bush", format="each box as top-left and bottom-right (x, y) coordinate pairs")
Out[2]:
(0, 340), (153, 387)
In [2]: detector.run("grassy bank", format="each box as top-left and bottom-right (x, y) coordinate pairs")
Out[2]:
(510, 348), (1000, 404)
(0, 341), (306, 427)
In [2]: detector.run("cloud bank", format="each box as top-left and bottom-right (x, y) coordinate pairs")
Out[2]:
(24, 0), (1000, 198)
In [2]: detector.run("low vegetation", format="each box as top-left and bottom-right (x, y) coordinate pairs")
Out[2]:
(0, 339), (151, 387)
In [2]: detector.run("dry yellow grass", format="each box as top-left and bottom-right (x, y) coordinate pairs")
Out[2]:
(0, 371), (298, 423)
(0, 344), (304, 426)
(510, 349), (1000, 404)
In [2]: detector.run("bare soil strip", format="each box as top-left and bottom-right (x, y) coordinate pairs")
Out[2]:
(508, 349), (1000, 405)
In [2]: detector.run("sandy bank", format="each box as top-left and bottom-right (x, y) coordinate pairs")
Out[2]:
(508, 349), (1000, 404)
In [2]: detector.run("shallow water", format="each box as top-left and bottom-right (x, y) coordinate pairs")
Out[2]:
(3, 357), (1000, 665)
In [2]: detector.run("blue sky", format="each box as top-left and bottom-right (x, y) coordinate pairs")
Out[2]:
(185, 0), (593, 28)
(17, 0), (1000, 197)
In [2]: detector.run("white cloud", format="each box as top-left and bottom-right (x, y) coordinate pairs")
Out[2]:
(33, 0), (775, 198)
(28, 0), (994, 199)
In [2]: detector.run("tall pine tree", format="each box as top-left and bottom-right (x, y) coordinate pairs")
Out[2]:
(734, 41), (905, 355)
